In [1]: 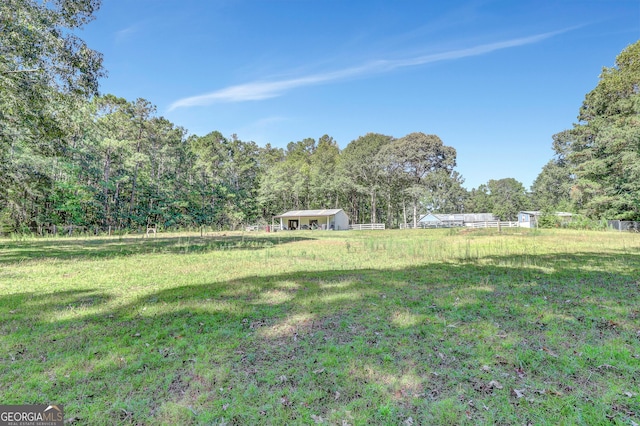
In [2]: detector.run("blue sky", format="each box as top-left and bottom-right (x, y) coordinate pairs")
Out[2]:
(81, 0), (639, 190)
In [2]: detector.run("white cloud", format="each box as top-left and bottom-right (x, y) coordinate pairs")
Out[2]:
(168, 29), (570, 111)
(115, 25), (138, 43)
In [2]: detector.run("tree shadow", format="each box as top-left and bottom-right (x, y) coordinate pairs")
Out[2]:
(1, 251), (639, 424)
(0, 234), (314, 265)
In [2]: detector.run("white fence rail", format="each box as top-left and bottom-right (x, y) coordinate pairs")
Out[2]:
(400, 223), (463, 229)
(245, 224), (283, 232)
(465, 221), (519, 229)
(349, 223), (386, 230)
(400, 221), (519, 229)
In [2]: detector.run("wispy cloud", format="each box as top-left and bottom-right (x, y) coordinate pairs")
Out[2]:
(115, 25), (138, 43)
(168, 29), (570, 111)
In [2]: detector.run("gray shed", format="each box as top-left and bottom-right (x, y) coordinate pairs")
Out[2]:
(274, 209), (350, 230)
(518, 211), (573, 228)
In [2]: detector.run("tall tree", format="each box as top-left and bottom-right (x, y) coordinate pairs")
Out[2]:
(487, 178), (529, 221)
(0, 0), (103, 161)
(127, 98), (156, 222)
(555, 41), (640, 220)
(530, 159), (574, 212)
(466, 184), (493, 214)
(379, 133), (456, 227)
(422, 170), (468, 213)
(93, 95), (132, 227)
(309, 135), (341, 210)
(339, 133), (393, 223)
(257, 144), (287, 218)
(1, 0), (104, 232)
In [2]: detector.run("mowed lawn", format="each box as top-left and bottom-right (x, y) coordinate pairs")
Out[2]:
(0, 229), (639, 425)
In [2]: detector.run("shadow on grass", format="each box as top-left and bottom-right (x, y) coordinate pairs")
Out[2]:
(0, 289), (113, 314)
(1, 251), (639, 424)
(0, 233), (314, 265)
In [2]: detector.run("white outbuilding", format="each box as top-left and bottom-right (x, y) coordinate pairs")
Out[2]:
(274, 209), (350, 230)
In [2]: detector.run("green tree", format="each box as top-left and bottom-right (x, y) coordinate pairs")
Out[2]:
(379, 133), (456, 227)
(0, 0), (103, 159)
(256, 144), (287, 218)
(189, 132), (261, 229)
(1, 0), (103, 231)
(487, 178), (529, 221)
(93, 95), (133, 227)
(530, 159), (574, 212)
(286, 138), (316, 209)
(466, 184), (493, 214)
(143, 117), (188, 228)
(127, 98), (156, 223)
(422, 170), (468, 213)
(258, 138), (316, 213)
(339, 133), (393, 224)
(310, 135), (341, 210)
(556, 41), (640, 220)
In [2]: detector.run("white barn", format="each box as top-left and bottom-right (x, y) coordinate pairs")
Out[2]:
(274, 209), (349, 230)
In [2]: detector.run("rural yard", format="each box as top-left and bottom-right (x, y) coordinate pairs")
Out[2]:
(1, 228), (639, 425)
(2, 0), (638, 424)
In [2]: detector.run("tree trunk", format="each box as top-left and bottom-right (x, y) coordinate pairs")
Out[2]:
(103, 150), (111, 226)
(129, 125), (144, 223)
(402, 198), (407, 228)
(114, 181), (120, 227)
(371, 190), (376, 224)
(413, 199), (418, 229)
(387, 191), (392, 229)
(129, 162), (139, 220)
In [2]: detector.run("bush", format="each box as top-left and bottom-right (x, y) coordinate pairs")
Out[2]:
(0, 209), (14, 236)
(564, 215), (608, 230)
(537, 213), (561, 228)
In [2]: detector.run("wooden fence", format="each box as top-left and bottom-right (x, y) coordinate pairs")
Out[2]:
(349, 223), (386, 230)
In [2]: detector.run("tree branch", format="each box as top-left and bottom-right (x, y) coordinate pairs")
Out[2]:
(1, 69), (41, 75)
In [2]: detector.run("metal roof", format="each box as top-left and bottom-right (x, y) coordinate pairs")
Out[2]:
(274, 209), (345, 218)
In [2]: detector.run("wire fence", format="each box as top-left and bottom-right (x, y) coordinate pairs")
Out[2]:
(608, 221), (640, 232)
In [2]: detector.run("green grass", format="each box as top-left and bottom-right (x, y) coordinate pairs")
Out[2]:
(1, 228), (639, 425)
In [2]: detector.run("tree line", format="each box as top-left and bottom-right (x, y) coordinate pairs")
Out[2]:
(1, 1), (638, 234)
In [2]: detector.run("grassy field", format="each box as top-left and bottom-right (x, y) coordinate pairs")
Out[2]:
(0, 228), (639, 425)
